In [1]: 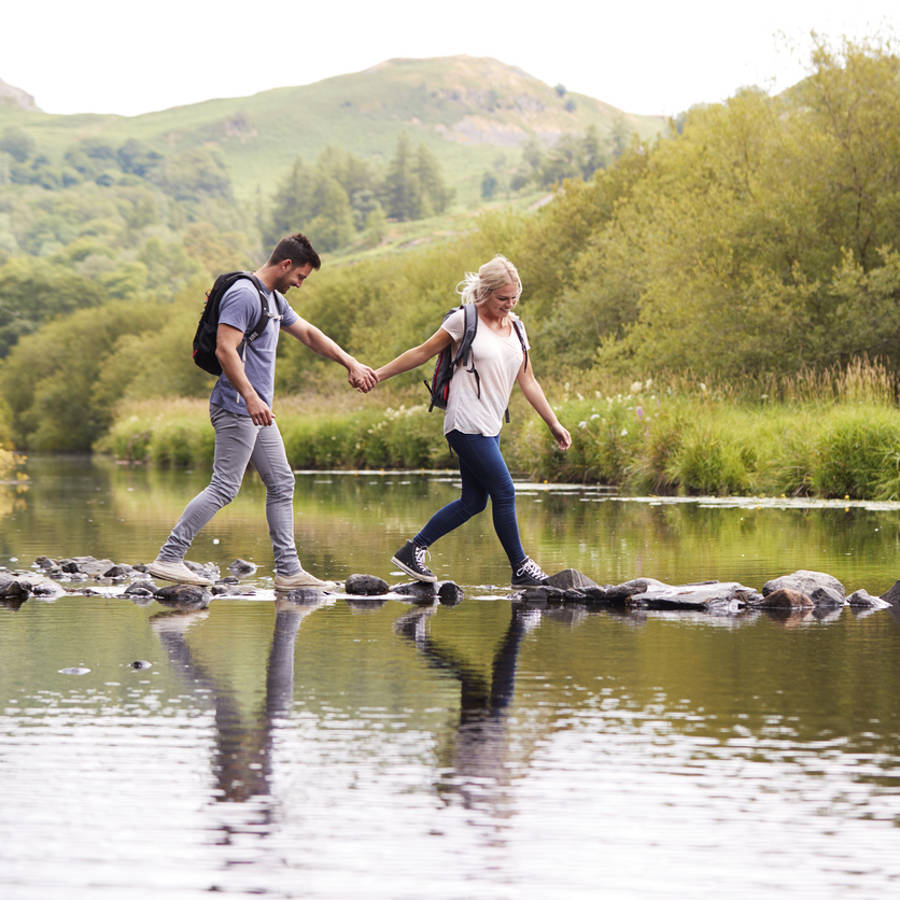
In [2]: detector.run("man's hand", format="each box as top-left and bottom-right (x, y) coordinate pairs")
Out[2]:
(246, 394), (274, 426)
(348, 361), (377, 393)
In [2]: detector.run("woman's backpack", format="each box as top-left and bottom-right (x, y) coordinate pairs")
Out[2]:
(424, 305), (528, 416)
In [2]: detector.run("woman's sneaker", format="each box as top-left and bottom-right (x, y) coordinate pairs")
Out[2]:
(391, 540), (437, 583)
(511, 557), (549, 587)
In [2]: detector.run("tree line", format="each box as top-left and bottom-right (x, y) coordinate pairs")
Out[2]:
(1, 36), (898, 454)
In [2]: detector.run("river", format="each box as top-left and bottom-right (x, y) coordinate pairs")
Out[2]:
(1, 455), (899, 898)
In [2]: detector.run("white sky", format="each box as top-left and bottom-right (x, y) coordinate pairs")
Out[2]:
(3, 0), (896, 118)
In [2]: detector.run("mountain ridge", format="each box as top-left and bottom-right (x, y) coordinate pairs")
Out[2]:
(0, 56), (667, 202)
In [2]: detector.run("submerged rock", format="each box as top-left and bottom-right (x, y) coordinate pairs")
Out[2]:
(345, 573), (390, 595)
(228, 558), (257, 576)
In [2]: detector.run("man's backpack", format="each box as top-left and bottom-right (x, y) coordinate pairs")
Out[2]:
(192, 271), (272, 376)
(424, 304), (528, 418)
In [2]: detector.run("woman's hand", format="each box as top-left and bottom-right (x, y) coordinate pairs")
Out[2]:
(550, 421), (572, 451)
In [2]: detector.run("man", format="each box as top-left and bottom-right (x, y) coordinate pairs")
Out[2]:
(149, 232), (376, 590)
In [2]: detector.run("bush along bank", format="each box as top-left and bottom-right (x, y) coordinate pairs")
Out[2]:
(97, 388), (900, 501)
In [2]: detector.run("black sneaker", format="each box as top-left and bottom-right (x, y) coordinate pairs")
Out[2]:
(391, 540), (437, 583)
(511, 557), (549, 587)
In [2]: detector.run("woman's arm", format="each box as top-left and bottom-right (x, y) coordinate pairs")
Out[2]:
(516, 356), (572, 450)
(375, 328), (452, 383)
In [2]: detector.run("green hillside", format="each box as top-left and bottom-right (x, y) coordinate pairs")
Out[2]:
(0, 56), (665, 203)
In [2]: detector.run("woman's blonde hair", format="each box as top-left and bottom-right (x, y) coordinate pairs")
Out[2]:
(456, 255), (522, 305)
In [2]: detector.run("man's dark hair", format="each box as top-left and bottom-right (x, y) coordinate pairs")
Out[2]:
(269, 232), (322, 270)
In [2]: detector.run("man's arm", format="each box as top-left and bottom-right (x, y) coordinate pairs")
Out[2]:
(282, 317), (376, 392)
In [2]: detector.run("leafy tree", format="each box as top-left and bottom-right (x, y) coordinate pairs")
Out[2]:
(0, 256), (108, 357)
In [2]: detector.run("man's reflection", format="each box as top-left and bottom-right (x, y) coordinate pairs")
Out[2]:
(394, 601), (541, 814)
(150, 592), (327, 837)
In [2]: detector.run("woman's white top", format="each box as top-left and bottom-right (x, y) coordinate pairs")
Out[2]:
(440, 307), (530, 437)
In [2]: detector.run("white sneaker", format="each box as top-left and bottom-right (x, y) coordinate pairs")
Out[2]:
(148, 559), (213, 587)
(273, 569), (338, 591)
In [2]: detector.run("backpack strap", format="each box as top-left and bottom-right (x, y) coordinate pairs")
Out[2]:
(504, 317), (529, 423)
(242, 273), (273, 343)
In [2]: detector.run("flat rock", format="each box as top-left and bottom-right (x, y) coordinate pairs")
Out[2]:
(627, 580), (761, 611)
(763, 570), (845, 608)
(345, 573), (390, 595)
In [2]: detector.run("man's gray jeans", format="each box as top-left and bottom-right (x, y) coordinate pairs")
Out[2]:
(157, 403), (301, 575)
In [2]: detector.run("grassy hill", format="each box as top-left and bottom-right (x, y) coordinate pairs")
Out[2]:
(0, 56), (665, 205)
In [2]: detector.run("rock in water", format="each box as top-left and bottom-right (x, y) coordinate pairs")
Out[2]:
(345, 574), (390, 596)
(155, 584), (211, 610)
(763, 570), (845, 608)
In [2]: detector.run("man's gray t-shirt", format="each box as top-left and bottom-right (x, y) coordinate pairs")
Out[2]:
(208, 278), (299, 415)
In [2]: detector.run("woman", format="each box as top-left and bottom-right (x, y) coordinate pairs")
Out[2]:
(375, 255), (571, 587)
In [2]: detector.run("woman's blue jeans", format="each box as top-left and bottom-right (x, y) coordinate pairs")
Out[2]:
(415, 430), (525, 567)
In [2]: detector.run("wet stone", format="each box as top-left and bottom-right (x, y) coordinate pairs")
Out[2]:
(228, 559), (257, 576)
(847, 589), (891, 610)
(763, 570), (846, 605)
(130, 660), (152, 670)
(345, 574), (390, 596)
(751, 588), (815, 610)
(0, 573), (31, 599)
(155, 584), (211, 610)
(437, 581), (464, 606)
(124, 581), (157, 597)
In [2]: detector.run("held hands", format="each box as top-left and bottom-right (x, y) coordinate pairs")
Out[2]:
(348, 361), (378, 393)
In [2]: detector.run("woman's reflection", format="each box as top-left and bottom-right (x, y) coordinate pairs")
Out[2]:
(394, 601), (541, 814)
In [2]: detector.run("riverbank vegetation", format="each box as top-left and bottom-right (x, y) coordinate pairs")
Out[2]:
(95, 358), (900, 500)
(2, 36), (900, 498)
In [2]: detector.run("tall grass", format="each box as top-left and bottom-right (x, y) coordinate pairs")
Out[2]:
(97, 361), (900, 500)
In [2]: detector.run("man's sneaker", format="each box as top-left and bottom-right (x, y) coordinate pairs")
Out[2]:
(148, 559), (213, 587)
(273, 569), (337, 591)
(511, 557), (549, 587)
(391, 540), (437, 583)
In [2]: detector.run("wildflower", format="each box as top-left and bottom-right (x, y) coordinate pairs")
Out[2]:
(620, 428), (628, 437)
(631, 380), (642, 393)
(579, 421), (587, 429)
(636, 406), (644, 420)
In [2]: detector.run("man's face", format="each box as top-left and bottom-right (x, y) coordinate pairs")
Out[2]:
(275, 262), (313, 293)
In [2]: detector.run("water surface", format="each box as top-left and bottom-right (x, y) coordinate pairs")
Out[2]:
(1, 456), (899, 898)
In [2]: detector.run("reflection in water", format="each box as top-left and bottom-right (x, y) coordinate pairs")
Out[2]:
(152, 593), (327, 839)
(395, 601), (539, 816)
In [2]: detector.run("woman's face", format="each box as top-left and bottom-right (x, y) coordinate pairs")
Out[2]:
(481, 281), (519, 318)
